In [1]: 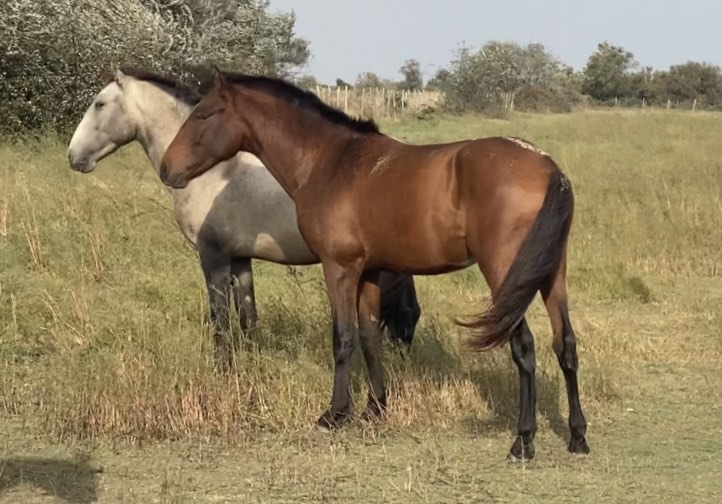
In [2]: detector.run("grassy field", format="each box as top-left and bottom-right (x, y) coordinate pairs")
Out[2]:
(0, 110), (721, 503)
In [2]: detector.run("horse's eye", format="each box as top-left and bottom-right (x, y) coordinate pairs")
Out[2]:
(95, 101), (105, 110)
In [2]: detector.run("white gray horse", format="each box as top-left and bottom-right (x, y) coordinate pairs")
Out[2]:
(66, 68), (420, 368)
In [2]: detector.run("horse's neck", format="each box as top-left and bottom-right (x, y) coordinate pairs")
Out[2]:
(243, 99), (352, 198)
(135, 97), (194, 179)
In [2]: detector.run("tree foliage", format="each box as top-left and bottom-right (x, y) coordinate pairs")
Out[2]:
(440, 41), (582, 113)
(422, 39), (722, 113)
(355, 71), (382, 89)
(425, 69), (451, 91)
(0, 0), (309, 132)
(663, 62), (722, 106)
(335, 78), (353, 88)
(398, 59), (423, 91)
(581, 42), (636, 101)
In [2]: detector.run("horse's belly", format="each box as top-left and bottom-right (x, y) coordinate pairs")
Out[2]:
(244, 230), (318, 264)
(175, 168), (319, 265)
(368, 236), (471, 274)
(363, 201), (470, 273)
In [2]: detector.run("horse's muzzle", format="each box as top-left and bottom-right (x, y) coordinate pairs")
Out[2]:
(159, 162), (188, 189)
(67, 149), (95, 173)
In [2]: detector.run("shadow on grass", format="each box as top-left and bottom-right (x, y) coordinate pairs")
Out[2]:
(0, 453), (101, 503)
(224, 298), (572, 445)
(400, 317), (570, 444)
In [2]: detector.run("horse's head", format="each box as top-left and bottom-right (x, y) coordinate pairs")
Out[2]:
(160, 67), (246, 189)
(67, 68), (137, 173)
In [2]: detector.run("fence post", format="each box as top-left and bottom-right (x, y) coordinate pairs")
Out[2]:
(376, 87), (382, 118)
(692, 98), (697, 111)
(666, 99), (671, 110)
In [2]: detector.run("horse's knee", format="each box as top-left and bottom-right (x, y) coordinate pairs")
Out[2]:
(554, 327), (579, 372)
(332, 324), (356, 365)
(510, 323), (536, 373)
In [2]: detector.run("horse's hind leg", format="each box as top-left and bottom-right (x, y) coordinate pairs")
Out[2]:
(542, 259), (590, 454)
(199, 245), (234, 371)
(231, 257), (258, 332)
(509, 318), (538, 461)
(358, 272), (387, 419)
(470, 233), (539, 461)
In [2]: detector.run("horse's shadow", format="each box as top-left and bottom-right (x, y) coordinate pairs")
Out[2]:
(0, 454), (100, 503)
(398, 317), (570, 443)
(228, 294), (571, 443)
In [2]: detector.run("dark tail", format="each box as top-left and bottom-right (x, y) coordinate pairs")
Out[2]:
(462, 169), (574, 351)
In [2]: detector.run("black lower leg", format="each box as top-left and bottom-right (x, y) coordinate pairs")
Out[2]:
(199, 247), (234, 371)
(317, 315), (356, 431)
(509, 319), (537, 461)
(359, 315), (387, 420)
(555, 311), (589, 454)
(231, 258), (257, 331)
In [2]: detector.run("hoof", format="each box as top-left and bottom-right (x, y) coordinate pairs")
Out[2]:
(361, 399), (387, 423)
(212, 356), (233, 375)
(569, 435), (590, 455)
(316, 408), (351, 432)
(508, 436), (535, 462)
(213, 343), (235, 374)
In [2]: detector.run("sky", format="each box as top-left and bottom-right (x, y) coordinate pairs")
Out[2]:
(269, 0), (722, 85)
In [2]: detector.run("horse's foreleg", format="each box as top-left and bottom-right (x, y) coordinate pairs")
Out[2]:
(316, 260), (363, 431)
(199, 245), (234, 371)
(231, 257), (258, 332)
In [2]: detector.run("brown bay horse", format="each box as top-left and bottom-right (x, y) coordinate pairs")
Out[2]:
(159, 68), (589, 460)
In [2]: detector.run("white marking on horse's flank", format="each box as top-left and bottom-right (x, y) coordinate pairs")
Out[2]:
(505, 137), (549, 157)
(371, 155), (392, 175)
(560, 173), (570, 191)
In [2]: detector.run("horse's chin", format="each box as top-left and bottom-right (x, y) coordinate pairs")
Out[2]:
(69, 158), (97, 174)
(166, 173), (190, 189)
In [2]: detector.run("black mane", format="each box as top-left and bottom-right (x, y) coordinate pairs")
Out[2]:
(217, 71), (380, 135)
(103, 67), (201, 106)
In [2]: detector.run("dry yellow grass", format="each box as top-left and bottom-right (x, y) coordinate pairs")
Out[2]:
(0, 109), (721, 502)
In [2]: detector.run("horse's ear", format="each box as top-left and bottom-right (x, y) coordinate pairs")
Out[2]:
(211, 66), (226, 90)
(114, 68), (126, 88)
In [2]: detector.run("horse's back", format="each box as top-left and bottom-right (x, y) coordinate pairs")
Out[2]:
(333, 135), (557, 272)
